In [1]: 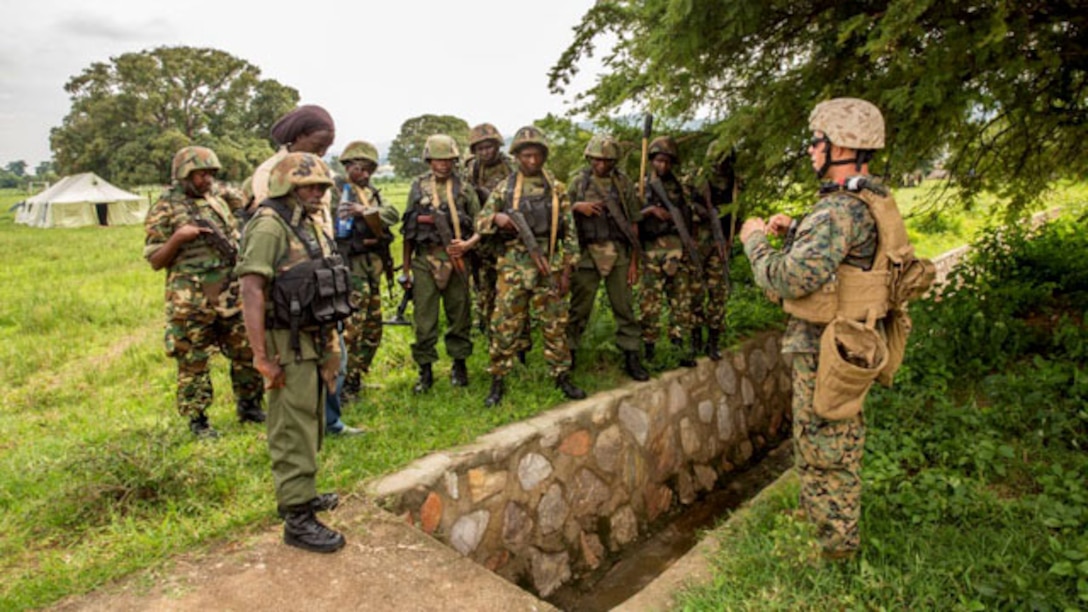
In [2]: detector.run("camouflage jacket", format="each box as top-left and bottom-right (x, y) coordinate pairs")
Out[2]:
(567, 167), (641, 249)
(144, 184), (239, 279)
(743, 181), (878, 354)
(687, 170), (740, 247)
(331, 177), (400, 229)
(477, 170), (580, 271)
(640, 171), (693, 243)
(464, 153), (517, 199)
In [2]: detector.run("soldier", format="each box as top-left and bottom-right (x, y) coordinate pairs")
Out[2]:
(687, 139), (740, 361)
(638, 136), (697, 368)
(740, 98), (894, 560)
(476, 126), (587, 407)
(237, 152), (352, 554)
(400, 134), (481, 393)
(144, 146), (265, 439)
(566, 134), (649, 382)
(332, 140), (399, 403)
(463, 123), (516, 337)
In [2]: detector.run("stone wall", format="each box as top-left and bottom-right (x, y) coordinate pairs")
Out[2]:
(368, 331), (793, 598)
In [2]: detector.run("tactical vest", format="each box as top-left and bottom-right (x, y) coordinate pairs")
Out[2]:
(335, 179), (389, 256)
(783, 178), (935, 325)
(163, 189), (238, 273)
(572, 168), (628, 246)
(402, 175), (474, 246)
(502, 171), (566, 243)
(639, 174), (691, 241)
(261, 199), (356, 356)
(469, 155), (515, 194)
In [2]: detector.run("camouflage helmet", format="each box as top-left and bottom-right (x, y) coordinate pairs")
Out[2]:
(240, 176), (254, 202)
(422, 134), (461, 161)
(648, 136), (679, 161)
(583, 134), (621, 160)
(171, 146), (220, 181)
(509, 125), (549, 157)
(809, 98), (885, 150)
(469, 123), (503, 150)
(705, 138), (732, 163)
(267, 152), (333, 198)
(340, 140), (379, 165)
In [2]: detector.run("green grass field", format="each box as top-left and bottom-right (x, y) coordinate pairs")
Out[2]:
(0, 179), (1083, 610)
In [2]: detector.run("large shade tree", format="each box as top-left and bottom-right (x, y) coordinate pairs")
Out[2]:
(387, 114), (471, 179)
(550, 1), (1087, 215)
(50, 46), (299, 185)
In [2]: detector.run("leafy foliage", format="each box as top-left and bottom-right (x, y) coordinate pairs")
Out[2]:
(387, 114), (471, 179)
(49, 46), (299, 185)
(551, 1), (1088, 216)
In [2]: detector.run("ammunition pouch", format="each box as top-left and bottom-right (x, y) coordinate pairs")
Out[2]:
(270, 256), (355, 358)
(783, 265), (891, 324)
(814, 316), (888, 421)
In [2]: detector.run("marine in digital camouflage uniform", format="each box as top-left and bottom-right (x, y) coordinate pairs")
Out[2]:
(144, 146), (264, 439)
(463, 123), (517, 337)
(401, 134), (481, 393)
(566, 133), (649, 382)
(331, 140), (400, 398)
(237, 152), (347, 554)
(638, 136), (697, 368)
(476, 126), (587, 407)
(687, 139), (741, 361)
(741, 98), (888, 559)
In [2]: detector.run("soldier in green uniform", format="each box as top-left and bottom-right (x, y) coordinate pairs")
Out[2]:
(687, 140), (740, 361)
(400, 134), (481, 393)
(476, 126), (587, 407)
(237, 152), (351, 554)
(332, 140), (399, 401)
(566, 133), (649, 381)
(144, 146), (264, 439)
(741, 98), (891, 560)
(638, 136), (697, 368)
(464, 123), (517, 338)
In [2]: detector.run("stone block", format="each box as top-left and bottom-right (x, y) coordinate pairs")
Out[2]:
(698, 400), (714, 424)
(648, 424), (679, 483)
(677, 469), (696, 505)
(468, 468), (508, 503)
(580, 531), (604, 570)
(420, 491), (443, 535)
(502, 502), (533, 550)
(643, 483), (673, 522)
(619, 401), (649, 446)
(667, 380), (688, 416)
(594, 425), (624, 474)
(715, 360), (737, 395)
(537, 483), (568, 535)
(450, 510), (490, 556)
(529, 548), (571, 598)
(559, 430), (592, 456)
(517, 453), (553, 491)
(749, 348), (769, 383)
(695, 464), (718, 491)
(610, 505), (639, 549)
(680, 417), (701, 457)
(571, 468), (610, 518)
(742, 377), (756, 406)
(717, 401), (735, 442)
(733, 351), (746, 373)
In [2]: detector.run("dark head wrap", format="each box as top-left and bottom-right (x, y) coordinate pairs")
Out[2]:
(270, 105), (335, 146)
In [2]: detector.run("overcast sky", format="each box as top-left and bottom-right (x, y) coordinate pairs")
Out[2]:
(0, 0), (604, 167)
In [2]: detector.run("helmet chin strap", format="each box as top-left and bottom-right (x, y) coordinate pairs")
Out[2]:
(815, 141), (858, 178)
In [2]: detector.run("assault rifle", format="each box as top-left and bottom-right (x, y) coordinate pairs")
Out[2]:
(506, 208), (556, 290)
(646, 177), (704, 278)
(185, 200), (237, 266)
(698, 182), (731, 291)
(384, 272), (413, 326)
(433, 209), (469, 283)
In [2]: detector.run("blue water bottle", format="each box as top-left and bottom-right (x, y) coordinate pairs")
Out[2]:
(336, 184), (354, 239)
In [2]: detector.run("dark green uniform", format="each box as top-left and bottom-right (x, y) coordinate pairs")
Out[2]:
(236, 198), (340, 508)
(400, 172), (480, 367)
(566, 167), (642, 353)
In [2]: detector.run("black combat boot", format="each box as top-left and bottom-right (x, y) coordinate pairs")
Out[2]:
(485, 376), (505, 407)
(679, 336), (698, 368)
(342, 371), (361, 401)
(277, 492), (340, 518)
(282, 504), (345, 553)
(691, 327), (705, 354)
(644, 342), (656, 362)
(413, 363), (433, 394)
(236, 398), (266, 424)
(451, 359), (469, 387)
(189, 414), (219, 439)
(706, 329), (723, 361)
(570, 350), (578, 372)
(516, 350), (528, 365)
(556, 373), (587, 400)
(624, 350), (650, 381)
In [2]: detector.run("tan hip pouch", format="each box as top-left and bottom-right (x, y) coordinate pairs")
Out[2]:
(814, 316), (889, 420)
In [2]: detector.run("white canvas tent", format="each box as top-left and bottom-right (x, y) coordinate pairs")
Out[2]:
(17, 172), (147, 228)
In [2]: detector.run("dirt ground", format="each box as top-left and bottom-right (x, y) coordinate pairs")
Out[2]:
(50, 497), (556, 612)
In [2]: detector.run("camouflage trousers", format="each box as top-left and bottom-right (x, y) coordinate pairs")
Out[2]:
(792, 352), (865, 554)
(163, 274), (263, 418)
(567, 244), (640, 353)
(489, 251), (571, 378)
(690, 243), (730, 332)
(638, 240), (695, 344)
(475, 253), (499, 333)
(344, 253), (383, 376)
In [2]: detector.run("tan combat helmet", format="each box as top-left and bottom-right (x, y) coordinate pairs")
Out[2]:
(809, 98), (885, 150)
(583, 134), (621, 160)
(267, 152), (334, 198)
(508, 126), (549, 158)
(647, 136), (679, 161)
(172, 146), (221, 181)
(422, 134), (461, 161)
(340, 140), (379, 165)
(469, 123), (504, 152)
